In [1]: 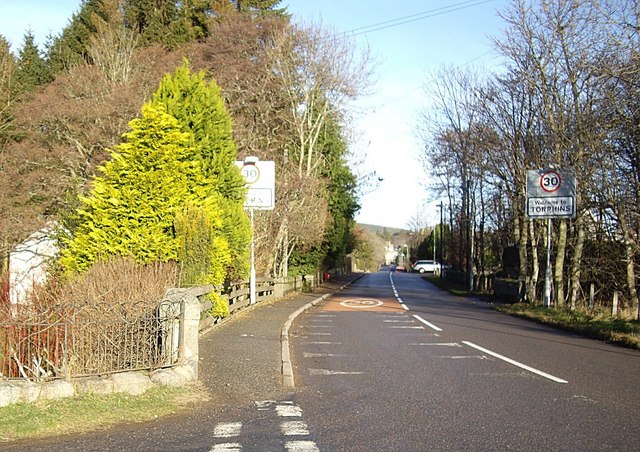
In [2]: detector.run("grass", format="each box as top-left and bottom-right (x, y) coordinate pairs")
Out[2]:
(495, 303), (640, 349)
(0, 383), (209, 443)
(423, 275), (640, 350)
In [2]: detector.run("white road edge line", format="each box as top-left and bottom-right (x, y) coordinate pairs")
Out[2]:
(462, 341), (568, 384)
(413, 314), (443, 332)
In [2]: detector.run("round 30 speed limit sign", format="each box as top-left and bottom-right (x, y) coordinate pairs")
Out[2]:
(540, 171), (562, 192)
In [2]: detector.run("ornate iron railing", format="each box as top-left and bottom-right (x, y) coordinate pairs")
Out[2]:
(0, 299), (181, 381)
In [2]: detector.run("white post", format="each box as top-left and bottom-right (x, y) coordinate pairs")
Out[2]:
(250, 207), (256, 304)
(544, 218), (552, 308)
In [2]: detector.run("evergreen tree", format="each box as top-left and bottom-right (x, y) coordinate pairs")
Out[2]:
(230, 0), (287, 15)
(59, 104), (227, 274)
(286, 111), (359, 275)
(150, 60), (250, 281)
(122, 0), (202, 48)
(0, 36), (17, 145)
(47, 0), (110, 73)
(16, 31), (52, 92)
(320, 112), (359, 269)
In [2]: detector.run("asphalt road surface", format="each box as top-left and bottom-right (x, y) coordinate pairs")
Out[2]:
(5, 270), (640, 451)
(289, 270), (640, 451)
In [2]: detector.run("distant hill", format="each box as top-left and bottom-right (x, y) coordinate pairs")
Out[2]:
(357, 223), (407, 236)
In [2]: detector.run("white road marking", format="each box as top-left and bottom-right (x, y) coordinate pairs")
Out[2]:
(213, 422), (242, 438)
(285, 440), (320, 452)
(308, 325), (334, 328)
(276, 404), (303, 417)
(255, 400), (276, 410)
(382, 319), (414, 323)
(339, 298), (383, 308)
(389, 325), (424, 329)
(401, 303), (410, 311)
(315, 314), (336, 317)
(436, 355), (489, 360)
(210, 443), (242, 451)
(308, 368), (364, 376)
(281, 420), (310, 436)
(462, 341), (568, 384)
(413, 314), (443, 332)
(409, 342), (462, 347)
(306, 341), (342, 345)
(307, 332), (332, 336)
(303, 352), (345, 357)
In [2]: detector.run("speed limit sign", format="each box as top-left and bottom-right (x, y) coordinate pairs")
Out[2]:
(540, 171), (562, 192)
(526, 169), (576, 219)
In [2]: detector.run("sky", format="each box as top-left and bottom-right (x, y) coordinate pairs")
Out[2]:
(0, 0), (509, 230)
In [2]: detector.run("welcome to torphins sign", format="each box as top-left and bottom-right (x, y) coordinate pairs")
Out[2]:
(526, 169), (577, 219)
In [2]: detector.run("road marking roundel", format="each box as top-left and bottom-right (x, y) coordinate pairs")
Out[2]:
(540, 170), (562, 192)
(339, 298), (384, 309)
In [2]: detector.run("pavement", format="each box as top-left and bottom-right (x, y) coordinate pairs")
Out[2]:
(196, 273), (362, 409)
(1, 273), (362, 452)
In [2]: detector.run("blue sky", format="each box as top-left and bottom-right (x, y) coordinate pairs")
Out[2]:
(0, 0), (508, 229)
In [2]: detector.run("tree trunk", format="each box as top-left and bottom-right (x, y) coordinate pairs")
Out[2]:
(619, 211), (640, 319)
(569, 216), (585, 310)
(528, 219), (540, 303)
(515, 215), (528, 287)
(554, 220), (568, 306)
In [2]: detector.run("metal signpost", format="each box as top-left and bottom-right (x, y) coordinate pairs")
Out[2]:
(235, 157), (275, 304)
(526, 169), (576, 307)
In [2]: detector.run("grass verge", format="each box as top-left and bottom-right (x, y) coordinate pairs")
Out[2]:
(495, 303), (640, 350)
(0, 383), (209, 444)
(422, 275), (640, 350)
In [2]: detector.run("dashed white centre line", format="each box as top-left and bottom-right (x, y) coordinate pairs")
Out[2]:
(281, 421), (310, 436)
(462, 341), (568, 384)
(210, 443), (242, 452)
(276, 404), (303, 417)
(308, 368), (364, 376)
(285, 440), (320, 452)
(213, 422), (242, 438)
(413, 314), (443, 332)
(409, 342), (462, 347)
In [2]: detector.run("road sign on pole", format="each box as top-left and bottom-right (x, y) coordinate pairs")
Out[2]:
(235, 157), (276, 304)
(235, 157), (275, 210)
(526, 169), (576, 219)
(525, 168), (577, 308)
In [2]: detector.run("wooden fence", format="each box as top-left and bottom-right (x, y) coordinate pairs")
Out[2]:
(189, 272), (325, 331)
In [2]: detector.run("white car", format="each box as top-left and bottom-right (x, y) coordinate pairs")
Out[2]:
(411, 260), (441, 274)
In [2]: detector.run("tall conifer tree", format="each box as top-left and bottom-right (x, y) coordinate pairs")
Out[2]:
(150, 61), (250, 280)
(16, 31), (52, 92)
(59, 104), (228, 274)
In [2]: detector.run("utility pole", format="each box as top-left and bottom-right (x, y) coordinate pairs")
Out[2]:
(438, 201), (444, 278)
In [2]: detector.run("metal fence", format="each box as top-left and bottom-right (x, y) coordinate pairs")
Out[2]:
(1, 269), (340, 382)
(0, 299), (181, 381)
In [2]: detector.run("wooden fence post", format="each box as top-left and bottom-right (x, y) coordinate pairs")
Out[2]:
(612, 291), (619, 317)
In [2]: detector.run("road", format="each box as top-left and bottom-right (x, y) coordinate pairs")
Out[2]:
(5, 270), (640, 451)
(288, 270), (640, 451)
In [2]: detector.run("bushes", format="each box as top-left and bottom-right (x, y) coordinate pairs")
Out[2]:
(59, 61), (250, 294)
(1, 258), (179, 379)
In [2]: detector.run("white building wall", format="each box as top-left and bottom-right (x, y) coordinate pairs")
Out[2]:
(9, 227), (58, 305)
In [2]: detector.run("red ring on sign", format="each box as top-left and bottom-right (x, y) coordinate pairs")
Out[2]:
(540, 171), (562, 192)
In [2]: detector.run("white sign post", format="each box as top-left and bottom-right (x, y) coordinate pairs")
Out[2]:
(526, 169), (577, 307)
(235, 157), (275, 304)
